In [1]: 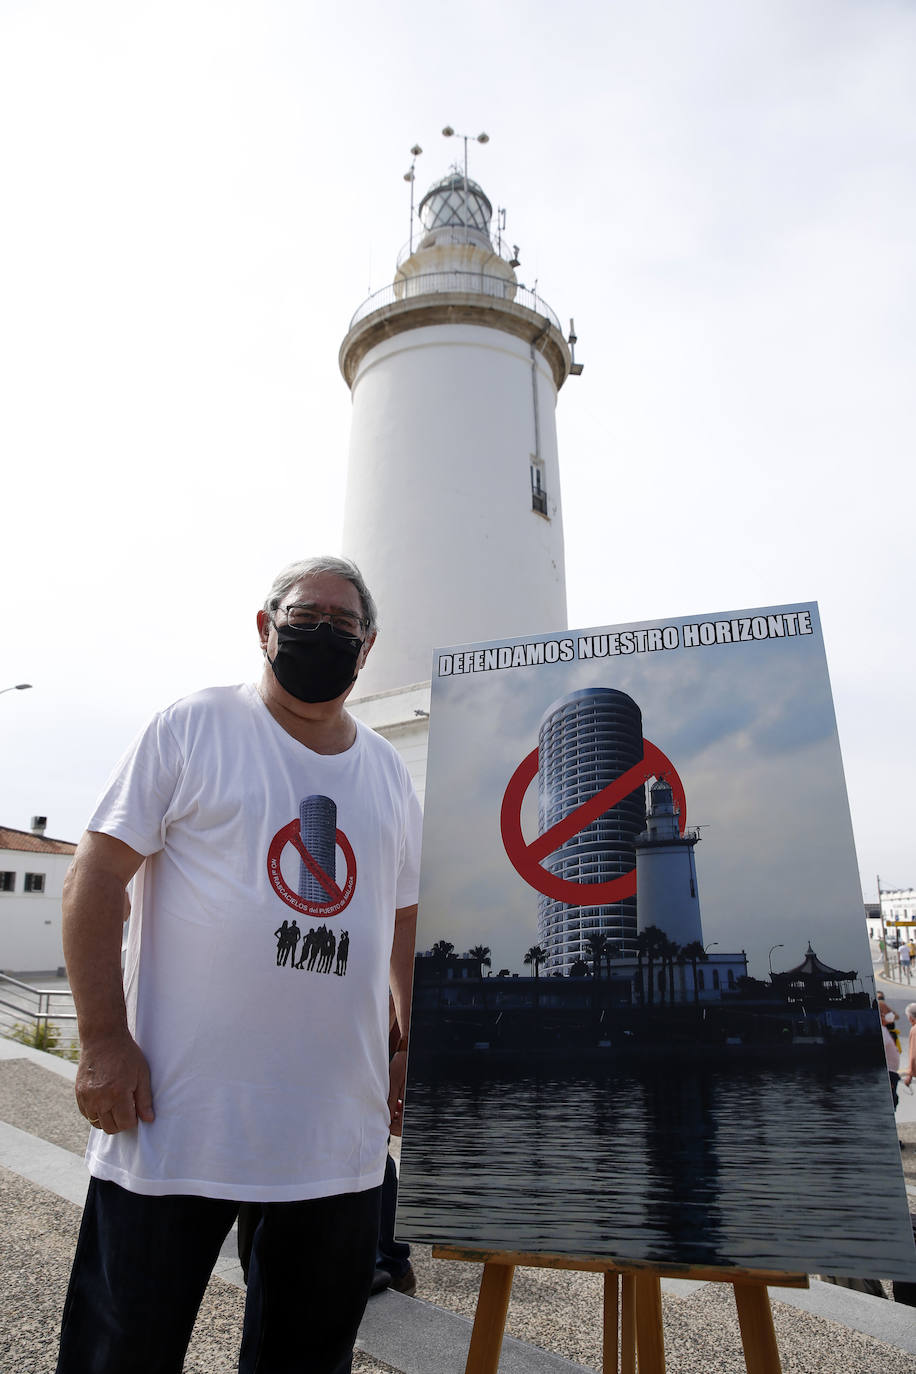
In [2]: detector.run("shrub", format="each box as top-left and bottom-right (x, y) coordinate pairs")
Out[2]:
(7, 1020), (79, 1061)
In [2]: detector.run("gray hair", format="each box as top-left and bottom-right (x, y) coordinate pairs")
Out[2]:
(906, 1003), (916, 1022)
(263, 556), (378, 633)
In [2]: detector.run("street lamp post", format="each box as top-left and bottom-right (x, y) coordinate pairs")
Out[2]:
(878, 874), (890, 979)
(0, 684), (32, 696)
(768, 943), (784, 977)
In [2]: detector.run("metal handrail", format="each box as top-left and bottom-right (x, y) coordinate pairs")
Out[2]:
(396, 227), (518, 270)
(0, 971), (77, 1045)
(347, 272), (561, 334)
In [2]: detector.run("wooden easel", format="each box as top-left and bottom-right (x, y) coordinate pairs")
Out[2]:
(432, 1246), (809, 1374)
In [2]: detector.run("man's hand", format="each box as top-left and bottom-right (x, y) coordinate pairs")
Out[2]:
(76, 1030), (155, 1134)
(388, 1049), (408, 1137)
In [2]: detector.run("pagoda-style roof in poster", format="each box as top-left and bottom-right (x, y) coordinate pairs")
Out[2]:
(397, 602), (916, 1280)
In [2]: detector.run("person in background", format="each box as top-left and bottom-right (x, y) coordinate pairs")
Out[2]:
(899, 943), (912, 984)
(900, 1004), (916, 1091)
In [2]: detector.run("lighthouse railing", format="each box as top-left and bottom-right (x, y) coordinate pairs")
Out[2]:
(347, 273), (562, 334)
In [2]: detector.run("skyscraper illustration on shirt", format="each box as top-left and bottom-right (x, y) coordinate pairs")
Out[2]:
(298, 795), (337, 902)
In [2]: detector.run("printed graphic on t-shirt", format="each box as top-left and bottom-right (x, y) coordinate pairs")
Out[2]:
(267, 794), (356, 975)
(274, 920), (350, 974)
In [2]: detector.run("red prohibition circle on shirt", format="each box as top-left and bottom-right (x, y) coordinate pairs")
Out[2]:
(267, 820), (357, 917)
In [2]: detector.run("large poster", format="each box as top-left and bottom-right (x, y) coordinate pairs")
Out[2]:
(397, 603), (916, 1279)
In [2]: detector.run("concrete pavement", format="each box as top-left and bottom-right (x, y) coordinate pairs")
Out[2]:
(1, 1032), (915, 1373)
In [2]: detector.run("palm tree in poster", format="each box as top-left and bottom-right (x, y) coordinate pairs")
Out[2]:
(524, 944), (547, 1033)
(524, 945), (546, 979)
(680, 940), (708, 1007)
(431, 939), (455, 1007)
(584, 932), (607, 982)
(661, 936), (681, 1005)
(603, 940), (621, 982)
(469, 943), (492, 1010)
(468, 944), (491, 975)
(637, 925), (667, 1006)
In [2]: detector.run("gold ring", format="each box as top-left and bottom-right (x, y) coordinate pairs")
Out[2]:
(88, 1118), (101, 1126)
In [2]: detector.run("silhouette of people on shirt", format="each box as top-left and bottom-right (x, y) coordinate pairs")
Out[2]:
(276, 921), (349, 976)
(320, 929), (337, 974)
(274, 919), (301, 967)
(335, 931), (349, 976)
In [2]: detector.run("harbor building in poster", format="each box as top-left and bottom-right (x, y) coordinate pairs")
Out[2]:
(339, 163), (578, 797)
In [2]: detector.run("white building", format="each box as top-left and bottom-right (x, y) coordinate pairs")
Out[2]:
(0, 818), (76, 974)
(340, 166), (577, 798)
(879, 885), (916, 945)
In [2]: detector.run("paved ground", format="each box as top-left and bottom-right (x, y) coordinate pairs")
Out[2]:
(2, 962), (915, 1374)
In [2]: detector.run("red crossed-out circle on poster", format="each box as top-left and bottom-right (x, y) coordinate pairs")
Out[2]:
(266, 820), (357, 917)
(500, 741), (686, 905)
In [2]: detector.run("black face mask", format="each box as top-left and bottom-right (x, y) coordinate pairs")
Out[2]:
(269, 621), (363, 704)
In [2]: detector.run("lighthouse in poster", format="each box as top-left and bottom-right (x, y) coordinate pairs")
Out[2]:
(339, 155), (577, 794)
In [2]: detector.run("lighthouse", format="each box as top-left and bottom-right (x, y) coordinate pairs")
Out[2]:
(339, 156), (576, 795)
(634, 778), (704, 948)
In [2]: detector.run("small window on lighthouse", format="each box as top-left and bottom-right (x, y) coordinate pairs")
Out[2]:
(531, 462), (548, 517)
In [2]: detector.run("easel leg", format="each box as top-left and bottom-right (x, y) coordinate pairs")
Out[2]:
(464, 1261), (515, 1374)
(620, 1273), (637, 1374)
(733, 1282), (782, 1374)
(603, 1271), (619, 1374)
(633, 1272), (666, 1374)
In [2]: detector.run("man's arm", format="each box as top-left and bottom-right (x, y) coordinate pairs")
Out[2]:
(63, 831), (154, 1134)
(387, 902), (417, 1136)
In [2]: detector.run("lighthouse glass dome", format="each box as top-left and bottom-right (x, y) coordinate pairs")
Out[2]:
(418, 172), (493, 236)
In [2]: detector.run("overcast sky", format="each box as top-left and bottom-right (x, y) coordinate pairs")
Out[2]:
(1, 1), (913, 907)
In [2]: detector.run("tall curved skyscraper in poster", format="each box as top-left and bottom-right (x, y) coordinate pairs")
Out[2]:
(537, 688), (646, 976)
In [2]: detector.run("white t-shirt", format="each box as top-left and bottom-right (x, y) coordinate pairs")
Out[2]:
(84, 683), (422, 1201)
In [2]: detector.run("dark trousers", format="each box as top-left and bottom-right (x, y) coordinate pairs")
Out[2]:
(56, 1177), (382, 1374)
(377, 1152), (411, 1279)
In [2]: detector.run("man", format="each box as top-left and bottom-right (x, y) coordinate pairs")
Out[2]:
(901, 1003), (916, 1091)
(57, 557), (421, 1374)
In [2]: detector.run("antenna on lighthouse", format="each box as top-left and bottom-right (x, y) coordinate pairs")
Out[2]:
(568, 317), (585, 376)
(442, 125), (490, 236)
(403, 144), (423, 255)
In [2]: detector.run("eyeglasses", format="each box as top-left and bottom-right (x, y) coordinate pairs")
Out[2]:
(277, 603), (368, 640)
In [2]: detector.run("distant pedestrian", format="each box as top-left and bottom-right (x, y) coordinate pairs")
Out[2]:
(900, 944), (912, 984)
(900, 1004), (916, 1089)
(884, 1023), (901, 1109)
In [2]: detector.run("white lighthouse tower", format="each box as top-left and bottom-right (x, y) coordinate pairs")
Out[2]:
(634, 778), (704, 948)
(339, 152), (577, 796)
